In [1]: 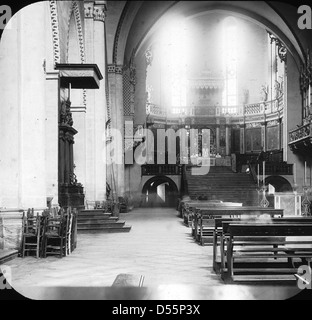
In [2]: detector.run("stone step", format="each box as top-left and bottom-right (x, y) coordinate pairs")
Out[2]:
(78, 213), (114, 219)
(77, 226), (132, 233)
(77, 221), (126, 229)
(77, 217), (119, 223)
(77, 221), (126, 228)
(0, 249), (19, 265)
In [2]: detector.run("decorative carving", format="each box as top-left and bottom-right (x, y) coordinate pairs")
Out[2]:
(113, 1), (131, 64)
(49, 0), (61, 65)
(108, 64), (123, 75)
(268, 32), (287, 63)
(302, 186), (311, 216)
(93, 4), (106, 22)
(84, 1), (107, 21)
(84, 3), (93, 19)
(289, 124), (310, 142)
(300, 49), (312, 92)
(60, 99), (74, 126)
(243, 89), (249, 104)
(115, 65), (123, 74)
(246, 122), (262, 128)
(145, 47), (153, 67)
(260, 84), (269, 102)
(267, 120), (279, 127)
(129, 51), (136, 87)
(108, 65), (115, 73)
(73, 1), (86, 63)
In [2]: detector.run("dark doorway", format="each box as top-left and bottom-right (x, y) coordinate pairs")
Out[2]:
(142, 176), (179, 208)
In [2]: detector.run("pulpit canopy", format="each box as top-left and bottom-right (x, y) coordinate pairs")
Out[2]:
(55, 63), (103, 89)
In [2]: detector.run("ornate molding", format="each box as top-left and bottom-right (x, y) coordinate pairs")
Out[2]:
(246, 122), (262, 129)
(267, 120), (279, 127)
(84, 1), (107, 22)
(145, 47), (153, 67)
(113, 1), (131, 64)
(129, 51), (136, 87)
(108, 64), (124, 74)
(60, 99), (74, 127)
(268, 31), (287, 63)
(49, 0), (61, 65)
(300, 49), (312, 91)
(73, 1), (86, 63)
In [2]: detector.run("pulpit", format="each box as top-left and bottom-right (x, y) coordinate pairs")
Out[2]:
(58, 99), (85, 210)
(55, 63), (103, 210)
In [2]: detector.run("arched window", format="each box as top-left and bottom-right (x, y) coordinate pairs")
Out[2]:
(222, 17), (238, 107)
(161, 20), (188, 108)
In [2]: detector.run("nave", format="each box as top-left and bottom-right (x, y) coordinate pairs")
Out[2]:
(3, 208), (300, 300)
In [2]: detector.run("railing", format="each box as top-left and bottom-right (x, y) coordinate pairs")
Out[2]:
(236, 151), (283, 167)
(252, 162), (293, 176)
(289, 123), (312, 143)
(146, 95), (284, 119)
(141, 164), (182, 176)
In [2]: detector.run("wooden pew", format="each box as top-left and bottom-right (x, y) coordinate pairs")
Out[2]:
(221, 222), (312, 284)
(192, 203), (243, 241)
(213, 217), (312, 274)
(181, 200), (225, 226)
(195, 207), (284, 245)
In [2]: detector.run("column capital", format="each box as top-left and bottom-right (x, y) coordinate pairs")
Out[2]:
(108, 64), (124, 74)
(84, 1), (107, 22)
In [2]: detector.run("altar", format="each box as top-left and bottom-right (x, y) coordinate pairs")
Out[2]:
(190, 155), (232, 167)
(274, 192), (302, 216)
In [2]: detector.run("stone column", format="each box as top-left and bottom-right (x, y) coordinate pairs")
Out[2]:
(225, 118), (231, 156)
(116, 69), (125, 197)
(84, 1), (107, 203)
(45, 71), (60, 207)
(216, 118), (220, 154)
(0, 2), (48, 249)
(108, 66), (125, 198)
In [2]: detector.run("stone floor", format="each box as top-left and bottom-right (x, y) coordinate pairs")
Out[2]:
(1, 208), (303, 300)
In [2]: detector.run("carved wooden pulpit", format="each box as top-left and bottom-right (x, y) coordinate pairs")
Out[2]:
(56, 64), (103, 210)
(58, 99), (84, 210)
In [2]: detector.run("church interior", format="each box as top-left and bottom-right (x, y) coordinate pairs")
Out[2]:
(1, 1), (312, 300)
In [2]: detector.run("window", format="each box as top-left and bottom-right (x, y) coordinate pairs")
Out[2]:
(161, 20), (188, 108)
(222, 18), (238, 107)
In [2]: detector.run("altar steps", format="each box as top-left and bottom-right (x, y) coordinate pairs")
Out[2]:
(185, 166), (259, 206)
(77, 210), (132, 233)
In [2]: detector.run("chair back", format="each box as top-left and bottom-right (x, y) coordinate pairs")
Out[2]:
(22, 209), (41, 236)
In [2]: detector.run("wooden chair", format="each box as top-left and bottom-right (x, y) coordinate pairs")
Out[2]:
(42, 210), (68, 258)
(21, 209), (44, 259)
(65, 207), (77, 256)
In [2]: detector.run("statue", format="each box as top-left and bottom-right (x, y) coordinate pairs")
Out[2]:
(260, 85), (269, 102)
(274, 80), (282, 99)
(60, 99), (73, 126)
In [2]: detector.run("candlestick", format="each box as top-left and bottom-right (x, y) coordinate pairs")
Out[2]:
(305, 161), (307, 186)
(68, 82), (71, 101)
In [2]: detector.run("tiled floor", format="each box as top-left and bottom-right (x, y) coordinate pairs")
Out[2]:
(2, 208), (303, 300)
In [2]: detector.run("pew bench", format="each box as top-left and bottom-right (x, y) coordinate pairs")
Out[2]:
(189, 202), (243, 237)
(182, 200), (225, 226)
(220, 223), (312, 284)
(213, 217), (312, 273)
(195, 207), (283, 246)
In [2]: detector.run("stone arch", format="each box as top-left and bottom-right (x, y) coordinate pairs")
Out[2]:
(265, 175), (293, 192)
(121, 2), (305, 68)
(142, 176), (179, 207)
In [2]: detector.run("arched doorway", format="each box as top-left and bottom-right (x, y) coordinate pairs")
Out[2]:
(142, 176), (179, 208)
(265, 176), (293, 192)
